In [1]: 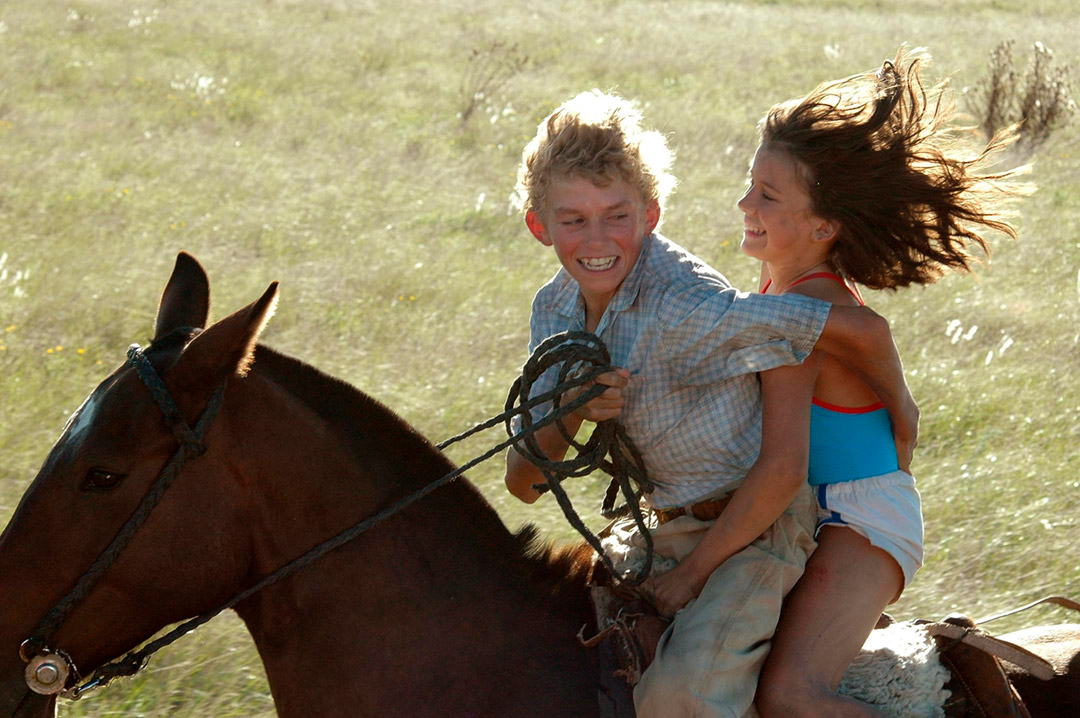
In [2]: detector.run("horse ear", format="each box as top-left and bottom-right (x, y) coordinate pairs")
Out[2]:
(174, 282), (279, 382)
(155, 252), (211, 341)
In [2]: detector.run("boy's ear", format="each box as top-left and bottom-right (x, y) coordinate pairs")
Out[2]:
(525, 211), (552, 246)
(645, 200), (661, 234)
(811, 218), (839, 243)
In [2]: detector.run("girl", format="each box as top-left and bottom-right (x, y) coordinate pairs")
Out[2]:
(739, 48), (1030, 718)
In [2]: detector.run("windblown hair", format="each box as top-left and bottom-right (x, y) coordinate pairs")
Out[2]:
(516, 89), (676, 218)
(760, 48), (1032, 290)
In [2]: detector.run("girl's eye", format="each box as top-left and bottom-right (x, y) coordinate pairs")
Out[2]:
(82, 468), (126, 492)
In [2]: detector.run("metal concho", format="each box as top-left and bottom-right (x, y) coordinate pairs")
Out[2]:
(24, 651), (71, 696)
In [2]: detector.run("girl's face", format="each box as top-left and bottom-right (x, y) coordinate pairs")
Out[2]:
(737, 144), (832, 266)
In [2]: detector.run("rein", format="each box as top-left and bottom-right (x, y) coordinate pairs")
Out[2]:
(20, 331), (654, 701)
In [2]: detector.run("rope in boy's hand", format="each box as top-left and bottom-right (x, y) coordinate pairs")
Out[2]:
(504, 331), (656, 585)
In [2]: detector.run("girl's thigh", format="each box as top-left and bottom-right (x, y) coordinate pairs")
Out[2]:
(764, 526), (903, 688)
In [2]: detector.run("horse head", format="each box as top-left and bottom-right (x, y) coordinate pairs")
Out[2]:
(0, 253), (278, 717)
(1, 253), (605, 718)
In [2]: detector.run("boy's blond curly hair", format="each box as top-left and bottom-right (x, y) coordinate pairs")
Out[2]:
(516, 90), (676, 219)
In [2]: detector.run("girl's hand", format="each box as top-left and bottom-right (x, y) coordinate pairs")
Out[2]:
(566, 368), (630, 423)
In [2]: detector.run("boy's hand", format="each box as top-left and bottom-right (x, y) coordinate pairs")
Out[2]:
(893, 394), (919, 473)
(644, 560), (707, 617)
(567, 368), (631, 423)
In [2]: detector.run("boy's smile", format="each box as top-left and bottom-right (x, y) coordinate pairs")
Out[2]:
(526, 175), (660, 329)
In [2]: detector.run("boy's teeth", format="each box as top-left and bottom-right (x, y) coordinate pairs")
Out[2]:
(581, 257), (616, 270)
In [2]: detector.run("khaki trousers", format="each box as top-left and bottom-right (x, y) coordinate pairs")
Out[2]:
(633, 485), (817, 718)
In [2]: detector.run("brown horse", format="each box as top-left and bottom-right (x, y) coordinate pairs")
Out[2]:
(0, 254), (1076, 717)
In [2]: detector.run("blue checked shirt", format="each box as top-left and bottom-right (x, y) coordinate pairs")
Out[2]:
(516, 233), (831, 508)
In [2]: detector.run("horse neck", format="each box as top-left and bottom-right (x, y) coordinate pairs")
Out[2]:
(224, 351), (598, 716)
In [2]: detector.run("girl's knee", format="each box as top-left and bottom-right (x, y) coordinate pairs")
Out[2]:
(756, 662), (830, 718)
(756, 683), (831, 718)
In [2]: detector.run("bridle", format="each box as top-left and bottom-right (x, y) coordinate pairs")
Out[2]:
(17, 331), (654, 701)
(20, 343), (226, 699)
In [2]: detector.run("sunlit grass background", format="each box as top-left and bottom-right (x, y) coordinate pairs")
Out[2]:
(1, 0), (1078, 714)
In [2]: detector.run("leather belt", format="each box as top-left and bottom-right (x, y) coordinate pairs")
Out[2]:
(654, 495), (732, 525)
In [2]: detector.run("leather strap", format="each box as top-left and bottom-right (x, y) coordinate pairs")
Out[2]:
(926, 622), (1055, 681)
(655, 495), (732, 524)
(976, 595), (1080, 625)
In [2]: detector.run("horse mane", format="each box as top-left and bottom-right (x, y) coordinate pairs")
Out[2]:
(245, 343), (595, 601)
(516, 525), (595, 601)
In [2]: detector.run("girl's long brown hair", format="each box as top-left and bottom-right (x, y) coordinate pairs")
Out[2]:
(761, 48), (1031, 290)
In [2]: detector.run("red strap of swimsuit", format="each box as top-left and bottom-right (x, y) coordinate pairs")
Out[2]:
(762, 272), (864, 306)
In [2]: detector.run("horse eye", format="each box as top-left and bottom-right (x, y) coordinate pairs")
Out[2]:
(82, 469), (126, 492)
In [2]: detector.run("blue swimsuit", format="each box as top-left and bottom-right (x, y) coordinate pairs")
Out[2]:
(808, 399), (898, 485)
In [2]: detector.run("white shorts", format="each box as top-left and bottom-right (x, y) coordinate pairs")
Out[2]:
(814, 469), (924, 589)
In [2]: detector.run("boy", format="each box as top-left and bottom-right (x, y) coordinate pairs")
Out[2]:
(503, 90), (917, 718)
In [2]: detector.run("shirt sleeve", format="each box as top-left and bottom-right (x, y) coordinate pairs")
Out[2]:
(508, 299), (563, 436)
(659, 282), (830, 386)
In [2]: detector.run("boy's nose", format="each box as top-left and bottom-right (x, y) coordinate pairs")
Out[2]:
(586, 221), (609, 244)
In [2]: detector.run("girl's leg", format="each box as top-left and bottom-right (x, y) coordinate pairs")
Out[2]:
(755, 526), (904, 718)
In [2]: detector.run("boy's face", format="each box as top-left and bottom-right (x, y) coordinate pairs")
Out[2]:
(526, 174), (660, 323)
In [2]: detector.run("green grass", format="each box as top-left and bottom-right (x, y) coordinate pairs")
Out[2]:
(1, 0), (1078, 714)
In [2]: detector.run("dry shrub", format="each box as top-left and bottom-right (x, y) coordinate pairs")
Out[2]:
(975, 40), (1077, 153)
(459, 41), (528, 126)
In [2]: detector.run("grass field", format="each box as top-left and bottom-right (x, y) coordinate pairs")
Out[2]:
(1, 0), (1078, 714)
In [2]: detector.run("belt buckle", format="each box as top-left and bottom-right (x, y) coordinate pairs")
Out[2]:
(655, 506), (683, 525)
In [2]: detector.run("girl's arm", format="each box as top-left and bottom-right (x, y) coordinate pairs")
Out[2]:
(646, 354), (821, 616)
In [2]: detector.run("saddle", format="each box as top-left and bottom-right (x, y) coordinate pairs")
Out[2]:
(580, 566), (1067, 718)
(578, 561), (669, 718)
(928, 614), (1033, 718)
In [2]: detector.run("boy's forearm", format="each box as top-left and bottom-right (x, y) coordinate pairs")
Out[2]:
(817, 305), (919, 460)
(504, 414), (584, 503)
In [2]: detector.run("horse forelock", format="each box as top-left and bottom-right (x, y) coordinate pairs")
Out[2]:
(147, 326), (200, 360)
